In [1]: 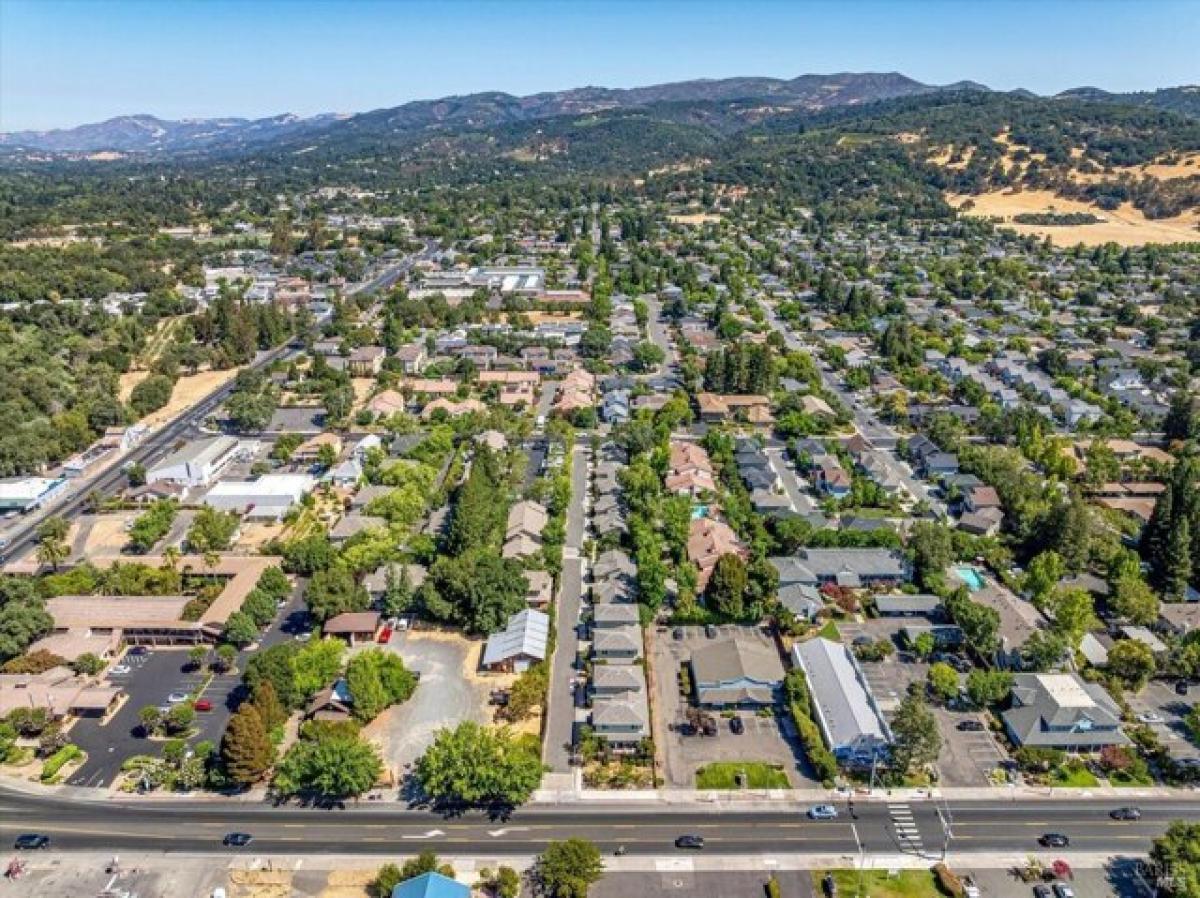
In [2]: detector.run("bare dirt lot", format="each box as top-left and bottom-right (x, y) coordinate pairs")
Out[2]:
(120, 367), (241, 428)
(949, 189), (1200, 246)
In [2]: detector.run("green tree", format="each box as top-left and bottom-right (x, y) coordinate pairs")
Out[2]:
(1047, 587), (1098, 649)
(926, 662), (960, 703)
(129, 374), (175, 418)
(186, 506), (240, 553)
(273, 729), (381, 799)
(1109, 572), (1160, 626)
(291, 637), (345, 700)
(306, 567), (369, 624)
(535, 838), (604, 898)
(223, 610), (259, 646)
(1107, 640), (1156, 691)
(415, 721), (544, 807)
(907, 522), (955, 591)
(889, 690), (941, 774)
(704, 553), (748, 618)
(1020, 630), (1069, 672)
(1165, 516), (1193, 601)
(69, 652), (105, 676)
(1025, 551), (1064, 607)
(418, 549), (527, 636)
(1149, 821), (1200, 898)
(138, 705), (162, 737)
(965, 669), (1012, 707)
(220, 704), (275, 786)
(252, 680), (288, 732)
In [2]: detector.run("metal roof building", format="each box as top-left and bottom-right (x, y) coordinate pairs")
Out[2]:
(791, 637), (891, 766)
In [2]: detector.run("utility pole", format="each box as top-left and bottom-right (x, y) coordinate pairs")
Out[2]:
(935, 799), (955, 862)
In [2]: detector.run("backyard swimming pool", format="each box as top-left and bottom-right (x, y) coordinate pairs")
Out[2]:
(954, 566), (986, 591)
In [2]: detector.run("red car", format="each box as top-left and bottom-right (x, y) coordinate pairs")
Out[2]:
(193, 699), (213, 712)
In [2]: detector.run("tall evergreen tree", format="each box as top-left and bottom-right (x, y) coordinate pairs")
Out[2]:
(1166, 516), (1193, 601)
(221, 704), (274, 785)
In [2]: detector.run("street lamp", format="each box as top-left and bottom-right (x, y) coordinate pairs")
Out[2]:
(850, 819), (866, 898)
(935, 800), (954, 862)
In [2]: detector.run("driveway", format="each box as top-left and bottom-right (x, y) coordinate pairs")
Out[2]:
(363, 630), (493, 777)
(543, 443), (589, 772)
(933, 707), (1005, 786)
(764, 448), (818, 515)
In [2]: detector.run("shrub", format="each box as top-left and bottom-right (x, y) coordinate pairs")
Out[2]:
(40, 744), (82, 782)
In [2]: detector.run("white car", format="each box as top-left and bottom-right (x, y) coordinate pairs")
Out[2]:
(807, 804), (838, 820)
(109, 665), (131, 676)
(167, 692), (190, 704)
(1136, 712), (1164, 725)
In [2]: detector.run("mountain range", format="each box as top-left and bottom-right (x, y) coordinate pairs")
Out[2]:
(4, 72), (1195, 156)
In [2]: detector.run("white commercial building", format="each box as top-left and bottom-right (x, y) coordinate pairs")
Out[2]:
(0, 477), (68, 513)
(147, 436), (241, 488)
(202, 474), (315, 520)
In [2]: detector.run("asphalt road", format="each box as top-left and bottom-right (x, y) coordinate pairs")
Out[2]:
(0, 341), (297, 565)
(2, 791), (1196, 857)
(543, 443), (589, 772)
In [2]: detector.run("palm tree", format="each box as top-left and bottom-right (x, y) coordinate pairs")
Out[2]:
(36, 537), (68, 572)
(202, 550), (221, 584)
(161, 546), (181, 573)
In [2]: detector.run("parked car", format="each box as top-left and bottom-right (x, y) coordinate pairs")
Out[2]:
(674, 835), (705, 849)
(1110, 807), (1142, 821)
(1176, 681), (1190, 696)
(1032, 886), (1052, 898)
(704, 624), (718, 639)
(729, 717), (745, 734)
(167, 692), (189, 704)
(673, 628), (684, 641)
(223, 833), (253, 847)
(127, 646), (149, 656)
(957, 720), (985, 732)
(1052, 885), (1075, 898)
(13, 834), (50, 850)
(193, 699), (214, 712)
(1038, 833), (1070, 848)
(109, 665), (131, 675)
(1136, 712), (1164, 725)
(807, 804), (838, 820)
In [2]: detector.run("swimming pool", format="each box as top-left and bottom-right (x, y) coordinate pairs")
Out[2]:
(691, 504), (709, 520)
(954, 566), (985, 591)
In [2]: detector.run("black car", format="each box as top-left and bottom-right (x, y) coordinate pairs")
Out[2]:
(704, 624), (718, 639)
(13, 834), (50, 850)
(730, 717), (745, 734)
(1033, 886), (1053, 898)
(673, 628), (684, 641)
(956, 720), (985, 732)
(1176, 680), (1190, 696)
(675, 834), (705, 849)
(1038, 833), (1070, 848)
(1110, 807), (1142, 821)
(223, 832), (254, 847)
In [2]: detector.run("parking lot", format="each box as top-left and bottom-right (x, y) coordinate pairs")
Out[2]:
(1127, 679), (1200, 762)
(64, 582), (304, 788)
(649, 625), (817, 789)
(66, 649), (238, 788)
(838, 619), (1005, 786)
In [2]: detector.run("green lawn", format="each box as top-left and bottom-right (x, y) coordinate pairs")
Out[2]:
(695, 762), (790, 789)
(1050, 766), (1100, 787)
(815, 870), (942, 898)
(816, 620), (841, 640)
(1109, 769), (1155, 787)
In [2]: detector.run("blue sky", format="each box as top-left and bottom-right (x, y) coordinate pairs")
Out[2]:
(2, 0), (1197, 131)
